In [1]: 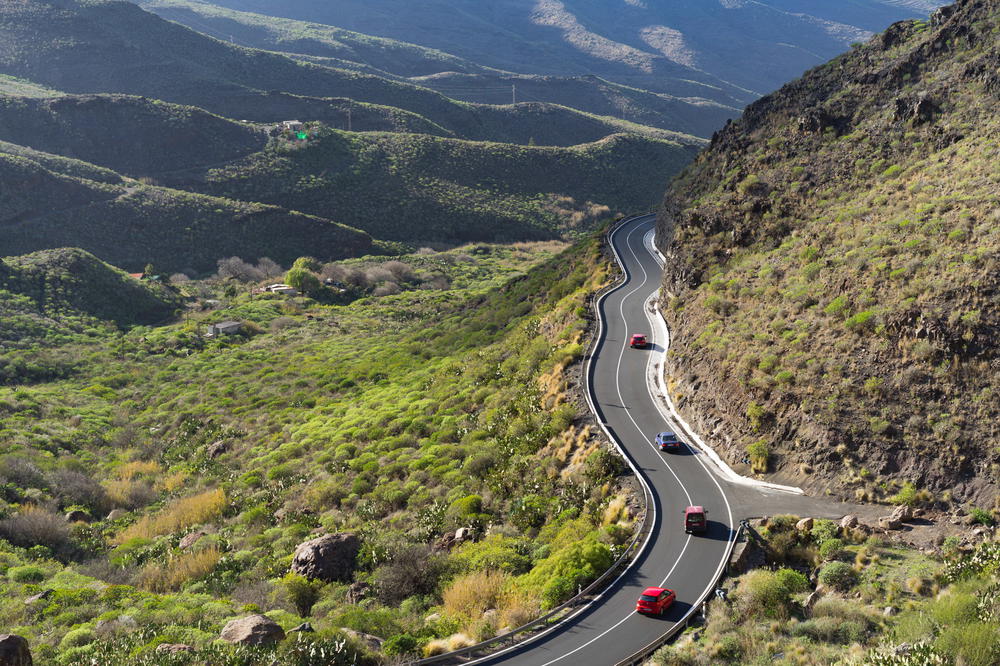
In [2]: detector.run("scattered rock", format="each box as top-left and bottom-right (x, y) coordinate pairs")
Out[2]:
(341, 629), (383, 652)
(455, 527), (473, 543)
(878, 516), (902, 530)
(0, 634), (32, 666)
(972, 527), (988, 538)
(106, 509), (127, 521)
(220, 615), (285, 647)
(155, 644), (194, 655)
(795, 517), (814, 532)
(933, 534), (945, 546)
(346, 581), (370, 604)
(179, 530), (208, 550)
(894, 642), (912, 655)
(289, 622), (314, 633)
(65, 510), (91, 523)
(890, 505), (913, 523)
(839, 515), (858, 529)
(883, 606), (898, 616)
(433, 532), (457, 552)
(206, 440), (230, 458)
(290, 533), (360, 583)
(24, 590), (51, 605)
(424, 612), (441, 626)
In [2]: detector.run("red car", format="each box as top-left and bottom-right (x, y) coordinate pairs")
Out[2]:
(684, 506), (708, 533)
(629, 334), (649, 349)
(636, 586), (675, 615)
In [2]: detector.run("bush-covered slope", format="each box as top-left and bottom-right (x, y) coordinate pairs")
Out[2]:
(193, 128), (702, 243)
(0, 236), (636, 664)
(0, 0), (686, 147)
(0, 94), (266, 176)
(655, 0), (1000, 506)
(0, 144), (373, 273)
(1, 247), (182, 333)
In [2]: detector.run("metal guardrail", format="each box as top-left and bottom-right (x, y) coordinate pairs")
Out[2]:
(411, 214), (657, 665)
(614, 523), (746, 666)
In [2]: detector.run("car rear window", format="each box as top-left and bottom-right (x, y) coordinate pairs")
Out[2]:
(639, 594), (658, 602)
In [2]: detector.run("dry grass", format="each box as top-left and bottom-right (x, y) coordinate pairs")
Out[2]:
(602, 494), (629, 526)
(115, 460), (161, 480)
(158, 471), (189, 493)
(443, 570), (509, 620)
(138, 546), (221, 592)
(114, 488), (226, 544)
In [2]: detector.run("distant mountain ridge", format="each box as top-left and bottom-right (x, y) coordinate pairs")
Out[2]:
(195, 0), (944, 99)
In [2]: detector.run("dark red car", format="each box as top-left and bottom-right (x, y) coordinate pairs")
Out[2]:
(636, 586), (675, 615)
(629, 333), (649, 349)
(684, 506), (708, 534)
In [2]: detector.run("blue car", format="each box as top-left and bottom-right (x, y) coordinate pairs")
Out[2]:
(655, 431), (683, 452)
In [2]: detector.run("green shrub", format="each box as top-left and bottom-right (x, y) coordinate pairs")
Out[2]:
(736, 569), (792, 618)
(819, 538), (845, 561)
(8, 564), (46, 582)
(845, 310), (876, 331)
(818, 561), (857, 591)
(774, 567), (809, 593)
(890, 481), (919, 507)
(59, 627), (96, 650)
(934, 622), (999, 666)
(970, 507), (995, 526)
(384, 633), (419, 657)
(747, 439), (769, 473)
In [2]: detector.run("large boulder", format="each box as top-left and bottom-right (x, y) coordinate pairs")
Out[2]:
(220, 615), (285, 646)
(290, 533), (360, 582)
(0, 634), (32, 666)
(891, 505), (913, 523)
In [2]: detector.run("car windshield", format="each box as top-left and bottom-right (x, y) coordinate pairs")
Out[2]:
(639, 594), (658, 602)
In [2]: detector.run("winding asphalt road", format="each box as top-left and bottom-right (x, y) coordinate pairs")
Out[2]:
(475, 214), (859, 666)
(477, 214), (735, 665)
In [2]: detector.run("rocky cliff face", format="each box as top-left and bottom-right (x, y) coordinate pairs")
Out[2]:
(655, 0), (999, 508)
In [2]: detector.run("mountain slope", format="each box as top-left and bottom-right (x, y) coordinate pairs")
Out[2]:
(133, 0), (739, 137)
(190, 128), (702, 243)
(655, 0), (999, 505)
(0, 143), (374, 273)
(0, 94), (267, 176)
(0, 0), (685, 147)
(199, 0), (943, 100)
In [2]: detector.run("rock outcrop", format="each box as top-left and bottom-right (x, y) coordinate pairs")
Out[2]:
(290, 533), (361, 583)
(0, 634), (32, 666)
(220, 615), (285, 646)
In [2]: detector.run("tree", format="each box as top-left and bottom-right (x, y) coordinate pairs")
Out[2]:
(285, 267), (320, 295)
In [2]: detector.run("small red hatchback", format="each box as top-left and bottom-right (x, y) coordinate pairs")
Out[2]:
(636, 586), (675, 615)
(629, 333), (649, 349)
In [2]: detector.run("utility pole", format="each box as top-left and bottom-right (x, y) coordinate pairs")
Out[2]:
(347, 106), (352, 132)
(512, 83), (516, 105)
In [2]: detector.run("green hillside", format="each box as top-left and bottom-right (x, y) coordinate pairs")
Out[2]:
(192, 128), (702, 243)
(0, 144), (374, 273)
(0, 235), (636, 664)
(655, 0), (999, 505)
(0, 94), (266, 176)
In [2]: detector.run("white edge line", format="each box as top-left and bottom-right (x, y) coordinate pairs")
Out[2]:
(462, 215), (659, 665)
(642, 229), (803, 494)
